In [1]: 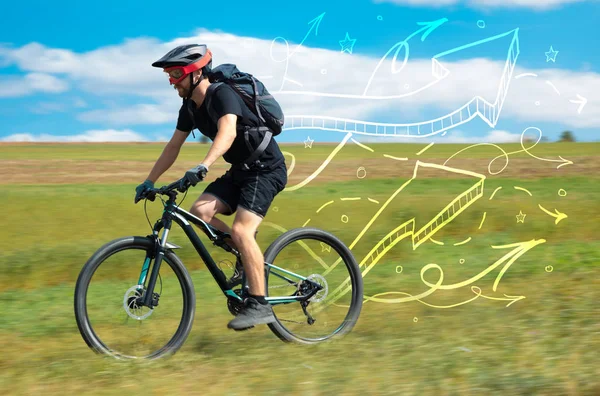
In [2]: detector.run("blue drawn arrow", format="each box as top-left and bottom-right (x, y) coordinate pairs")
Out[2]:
(363, 18), (448, 95)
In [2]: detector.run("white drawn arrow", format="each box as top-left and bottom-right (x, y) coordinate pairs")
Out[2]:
(569, 94), (587, 114)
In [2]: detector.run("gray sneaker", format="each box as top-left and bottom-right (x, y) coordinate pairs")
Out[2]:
(227, 297), (276, 331)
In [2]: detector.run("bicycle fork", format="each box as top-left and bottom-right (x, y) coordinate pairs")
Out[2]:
(139, 217), (173, 308)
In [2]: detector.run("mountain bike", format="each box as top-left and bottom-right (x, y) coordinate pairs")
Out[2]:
(74, 177), (363, 360)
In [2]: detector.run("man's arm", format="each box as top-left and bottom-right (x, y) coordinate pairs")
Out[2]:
(200, 114), (237, 168)
(146, 129), (189, 183)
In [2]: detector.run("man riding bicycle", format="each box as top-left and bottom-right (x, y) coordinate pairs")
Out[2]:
(134, 44), (288, 331)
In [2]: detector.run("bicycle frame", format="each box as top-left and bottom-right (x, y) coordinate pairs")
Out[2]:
(138, 195), (317, 308)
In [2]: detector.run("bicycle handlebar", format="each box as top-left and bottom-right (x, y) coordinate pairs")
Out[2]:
(144, 177), (194, 202)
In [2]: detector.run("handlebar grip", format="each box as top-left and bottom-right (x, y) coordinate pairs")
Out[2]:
(177, 179), (191, 192)
(147, 190), (157, 202)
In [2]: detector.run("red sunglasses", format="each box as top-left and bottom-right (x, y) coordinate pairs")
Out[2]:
(164, 66), (191, 85)
(163, 49), (213, 85)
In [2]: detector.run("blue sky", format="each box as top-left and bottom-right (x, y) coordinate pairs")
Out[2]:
(0, 0), (598, 143)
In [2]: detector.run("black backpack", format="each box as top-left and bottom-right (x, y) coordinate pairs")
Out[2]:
(204, 64), (285, 170)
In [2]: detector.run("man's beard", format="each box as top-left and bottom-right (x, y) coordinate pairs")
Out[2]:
(174, 84), (189, 98)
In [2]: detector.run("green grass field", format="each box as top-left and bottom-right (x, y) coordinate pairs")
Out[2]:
(1, 141), (598, 395)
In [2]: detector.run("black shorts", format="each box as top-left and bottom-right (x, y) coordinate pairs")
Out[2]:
(203, 163), (287, 218)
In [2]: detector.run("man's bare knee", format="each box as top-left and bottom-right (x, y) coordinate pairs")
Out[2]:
(231, 223), (255, 246)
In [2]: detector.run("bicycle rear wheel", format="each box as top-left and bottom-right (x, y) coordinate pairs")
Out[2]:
(264, 227), (363, 344)
(74, 236), (195, 359)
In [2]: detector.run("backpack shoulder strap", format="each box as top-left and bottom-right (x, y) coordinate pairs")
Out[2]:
(238, 127), (273, 171)
(204, 82), (225, 125)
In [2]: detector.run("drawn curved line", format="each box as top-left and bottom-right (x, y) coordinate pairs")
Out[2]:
(351, 138), (374, 152)
(364, 286), (524, 307)
(364, 287), (480, 307)
(506, 127), (572, 168)
(384, 154), (408, 161)
(363, 18), (448, 96)
(271, 13), (325, 91)
(368, 198), (380, 204)
(421, 239), (546, 292)
(283, 132), (352, 192)
(514, 186), (532, 196)
(363, 40), (411, 96)
(285, 77), (303, 87)
(284, 94), (490, 137)
(341, 197), (361, 201)
(484, 127), (572, 169)
(281, 151), (296, 176)
(545, 80), (561, 96)
(417, 142), (434, 155)
(515, 73), (538, 79)
(430, 238), (445, 246)
(478, 212), (487, 230)
(453, 237), (472, 246)
(328, 263), (444, 305)
(277, 77), (444, 100)
(270, 37), (292, 92)
(316, 200), (334, 213)
(302, 218), (311, 227)
(489, 187), (503, 200)
(444, 143), (509, 175)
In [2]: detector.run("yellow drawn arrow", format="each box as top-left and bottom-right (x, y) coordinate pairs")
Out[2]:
(363, 286), (525, 308)
(420, 239), (546, 292)
(320, 238), (544, 309)
(538, 204), (568, 224)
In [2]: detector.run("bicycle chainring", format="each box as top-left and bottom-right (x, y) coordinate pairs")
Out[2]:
(227, 289), (245, 316)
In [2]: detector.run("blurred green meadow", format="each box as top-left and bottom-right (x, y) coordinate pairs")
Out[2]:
(0, 141), (598, 395)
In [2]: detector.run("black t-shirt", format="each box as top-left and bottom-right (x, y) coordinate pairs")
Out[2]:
(176, 84), (285, 170)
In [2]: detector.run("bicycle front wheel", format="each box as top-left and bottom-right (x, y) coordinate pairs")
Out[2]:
(74, 236), (195, 359)
(264, 227), (363, 344)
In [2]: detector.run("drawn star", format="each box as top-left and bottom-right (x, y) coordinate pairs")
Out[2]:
(320, 242), (331, 253)
(516, 210), (526, 223)
(304, 136), (314, 148)
(339, 32), (357, 54)
(545, 46), (559, 63)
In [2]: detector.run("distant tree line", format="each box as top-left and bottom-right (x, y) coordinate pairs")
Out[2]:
(558, 131), (575, 142)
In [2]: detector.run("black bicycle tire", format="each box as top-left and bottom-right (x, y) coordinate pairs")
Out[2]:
(264, 227), (363, 344)
(74, 236), (196, 360)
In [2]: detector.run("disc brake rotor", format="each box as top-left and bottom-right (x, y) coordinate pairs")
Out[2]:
(306, 274), (328, 302)
(123, 285), (154, 320)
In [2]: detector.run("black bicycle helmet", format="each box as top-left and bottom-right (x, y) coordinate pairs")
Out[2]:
(152, 44), (213, 99)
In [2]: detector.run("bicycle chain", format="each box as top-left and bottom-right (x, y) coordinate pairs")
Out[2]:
(268, 283), (299, 289)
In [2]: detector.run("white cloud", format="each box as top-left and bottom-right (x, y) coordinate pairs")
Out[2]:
(374, 0), (587, 10)
(1, 28), (599, 131)
(78, 102), (177, 125)
(1, 129), (147, 142)
(0, 73), (68, 97)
